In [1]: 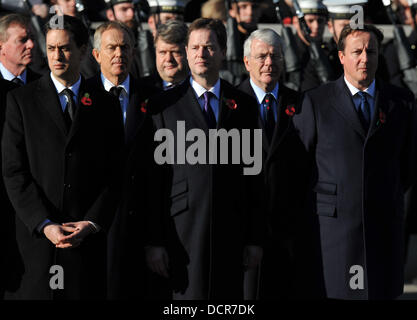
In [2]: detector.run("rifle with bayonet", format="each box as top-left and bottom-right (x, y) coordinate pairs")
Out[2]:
(273, 0), (301, 91)
(382, 0), (417, 97)
(133, 0), (156, 78)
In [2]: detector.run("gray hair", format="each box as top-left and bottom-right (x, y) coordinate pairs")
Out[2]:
(93, 21), (134, 51)
(154, 20), (188, 46)
(243, 29), (284, 58)
(0, 13), (31, 43)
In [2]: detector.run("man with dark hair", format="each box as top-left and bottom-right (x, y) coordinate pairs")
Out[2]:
(87, 20), (159, 299)
(323, 0), (368, 79)
(2, 15), (124, 299)
(292, 23), (417, 299)
(0, 13), (41, 85)
(143, 17), (264, 299)
(154, 20), (189, 90)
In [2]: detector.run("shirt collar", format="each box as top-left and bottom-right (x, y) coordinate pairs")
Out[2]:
(344, 77), (376, 98)
(190, 77), (221, 100)
(249, 78), (279, 104)
(50, 72), (82, 98)
(101, 73), (130, 95)
(0, 62), (27, 83)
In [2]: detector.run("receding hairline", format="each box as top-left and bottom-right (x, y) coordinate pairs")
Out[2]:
(343, 30), (379, 46)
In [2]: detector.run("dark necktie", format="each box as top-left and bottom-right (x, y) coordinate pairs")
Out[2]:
(11, 77), (24, 87)
(203, 91), (216, 129)
(264, 93), (276, 142)
(62, 88), (76, 127)
(110, 86), (123, 99)
(357, 91), (371, 131)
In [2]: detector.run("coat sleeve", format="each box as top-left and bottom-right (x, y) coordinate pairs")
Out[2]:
(292, 92), (317, 154)
(2, 91), (53, 236)
(401, 98), (417, 192)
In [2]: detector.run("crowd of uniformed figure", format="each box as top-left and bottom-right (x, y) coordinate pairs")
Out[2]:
(1, 0), (417, 300)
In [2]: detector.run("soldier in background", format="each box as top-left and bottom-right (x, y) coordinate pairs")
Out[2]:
(221, 0), (263, 85)
(291, 0), (331, 91)
(147, 0), (187, 37)
(383, 0), (417, 90)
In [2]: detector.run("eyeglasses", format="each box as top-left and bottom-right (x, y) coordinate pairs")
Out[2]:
(251, 54), (283, 63)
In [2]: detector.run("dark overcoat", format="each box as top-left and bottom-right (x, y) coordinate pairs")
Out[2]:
(1, 74), (124, 299)
(238, 79), (304, 299)
(292, 76), (417, 299)
(148, 78), (265, 299)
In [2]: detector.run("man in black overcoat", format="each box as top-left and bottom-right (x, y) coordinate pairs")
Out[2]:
(238, 28), (303, 299)
(145, 18), (265, 299)
(1, 15), (124, 300)
(292, 24), (417, 300)
(86, 20), (159, 299)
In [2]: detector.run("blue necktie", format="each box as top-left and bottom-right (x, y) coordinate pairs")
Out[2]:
(203, 91), (216, 129)
(357, 91), (371, 130)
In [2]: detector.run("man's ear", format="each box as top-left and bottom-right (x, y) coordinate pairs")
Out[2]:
(229, 7), (237, 19)
(148, 15), (155, 30)
(328, 21), (334, 36)
(243, 55), (250, 72)
(106, 9), (115, 21)
(92, 48), (100, 64)
(338, 50), (344, 65)
(293, 16), (300, 29)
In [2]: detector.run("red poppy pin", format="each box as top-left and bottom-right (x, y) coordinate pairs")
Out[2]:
(81, 93), (92, 106)
(377, 110), (386, 126)
(140, 99), (148, 113)
(225, 98), (237, 110)
(285, 105), (296, 116)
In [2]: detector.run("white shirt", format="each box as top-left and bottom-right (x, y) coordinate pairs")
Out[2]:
(101, 74), (130, 124)
(50, 72), (81, 112)
(0, 62), (27, 84)
(190, 77), (220, 121)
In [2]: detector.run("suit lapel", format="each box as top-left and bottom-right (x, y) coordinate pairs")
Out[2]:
(239, 79), (270, 152)
(181, 81), (210, 130)
(125, 77), (145, 145)
(329, 77), (366, 139)
(267, 87), (293, 160)
(37, 75), (69, 136)
(218, 80), (234, 129)
(66, 77), (87, 142)
(367, 81), (395, 139)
